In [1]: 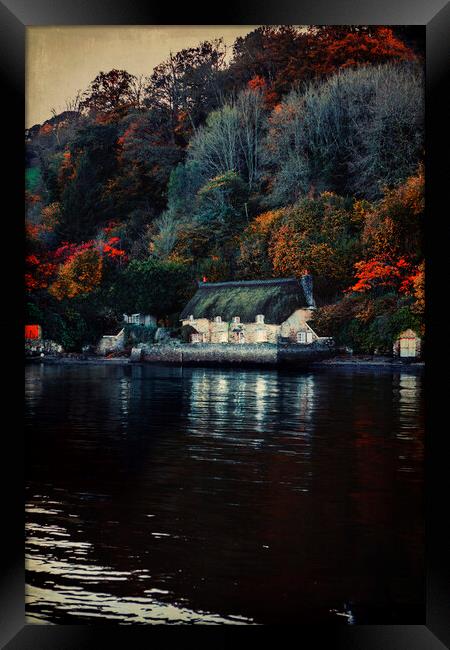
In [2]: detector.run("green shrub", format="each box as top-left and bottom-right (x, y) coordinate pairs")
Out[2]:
(123, 323), (156, 346)
(312, 294), (421, 354)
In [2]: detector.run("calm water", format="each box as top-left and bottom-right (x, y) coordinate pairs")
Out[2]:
(25, 363), (424, 625)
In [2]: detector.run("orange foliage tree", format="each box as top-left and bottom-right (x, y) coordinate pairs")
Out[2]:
(45, 231), (127, 300)
(269, 226), (339, 278)
(362, 165), (424, 261)
(265, 194), (363, 296)
(411, 260), (425, 316)
(349, 166), (425, 300)
(237, 209), (285, 278)
(49, 248), (103, 300)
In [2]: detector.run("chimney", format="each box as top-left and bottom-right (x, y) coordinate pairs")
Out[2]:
(300, 272), (316, 308)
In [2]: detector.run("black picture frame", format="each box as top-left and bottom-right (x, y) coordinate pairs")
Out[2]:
(2, 0), (449, 646)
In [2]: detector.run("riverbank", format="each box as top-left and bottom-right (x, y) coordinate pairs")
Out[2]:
(25, 352), (424, 371)
(310, 357), (424, 371)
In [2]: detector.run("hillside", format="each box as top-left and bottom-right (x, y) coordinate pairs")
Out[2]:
(25, 26), (425, 352)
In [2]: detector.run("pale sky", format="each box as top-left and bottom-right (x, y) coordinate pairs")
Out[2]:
(26, 26), (258, 128)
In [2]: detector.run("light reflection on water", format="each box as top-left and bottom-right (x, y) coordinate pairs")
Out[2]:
(25, 364), (424, 625)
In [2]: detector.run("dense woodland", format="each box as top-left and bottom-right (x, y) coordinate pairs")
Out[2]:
(25, 26), (425, 352)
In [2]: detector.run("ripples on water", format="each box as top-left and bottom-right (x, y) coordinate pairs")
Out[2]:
(25, 364), (424, 625)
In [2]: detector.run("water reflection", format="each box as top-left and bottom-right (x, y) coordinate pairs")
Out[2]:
(25, 364), (424, 624)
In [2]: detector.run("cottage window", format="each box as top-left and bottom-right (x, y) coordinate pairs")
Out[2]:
(297, 331), (306, 343)
(214, 316), (222, 323)
(256, 314), (264, 324)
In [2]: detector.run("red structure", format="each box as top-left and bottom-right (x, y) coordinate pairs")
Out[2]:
(25, 324), (41, 340)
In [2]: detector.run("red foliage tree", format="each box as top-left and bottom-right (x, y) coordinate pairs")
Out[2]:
(229, 26), (416, 105)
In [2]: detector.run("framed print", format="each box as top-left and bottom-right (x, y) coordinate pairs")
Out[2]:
(2, 0), (450, 646)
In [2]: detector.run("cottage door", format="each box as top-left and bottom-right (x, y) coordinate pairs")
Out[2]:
(400, 337), (416, 357)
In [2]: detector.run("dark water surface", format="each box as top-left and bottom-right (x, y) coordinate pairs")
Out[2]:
(25, 363), (424, 625)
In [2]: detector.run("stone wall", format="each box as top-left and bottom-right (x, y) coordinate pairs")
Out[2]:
(25, 339), (63, 355)
(141, 342), (333, 367)
(96, 328), (125, 355)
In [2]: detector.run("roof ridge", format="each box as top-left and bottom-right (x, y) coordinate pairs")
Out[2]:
(197, 278), (299, 288)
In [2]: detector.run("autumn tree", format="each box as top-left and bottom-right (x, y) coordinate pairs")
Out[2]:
(25, 253), (57, 292)
(265, 63), (424, 202)
(312, 26), (416, 75)
(311, 291), (420, 354)
(146, 40), (226, 143)
(349, 257), (418, 295)
(159, 171), (249, 278)
(228, 26), (302, 103)
(116, 108), (184, 217)
(49, 248), (103, 300)
(80, 69), (140, 118)
(57, 124), (119, 241)
(228, 26), (416, 104)
(187, 87), (266, 189)
(188, 105), (240, 179)
(237, 209), (285, 279)
(362, 165), (424, 261)
(149, 210), (182, 260)
(166, 160), (204, 217)
(267, 193), (363, 301)
(411, 261), (425, 318)
(113, 258), (192, 321)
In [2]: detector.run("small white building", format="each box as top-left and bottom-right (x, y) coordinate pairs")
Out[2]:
(393, 329), (422, 359)
(123, 313), (157, 327)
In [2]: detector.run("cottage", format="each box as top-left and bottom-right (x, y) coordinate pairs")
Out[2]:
(180, 276), (321, 345)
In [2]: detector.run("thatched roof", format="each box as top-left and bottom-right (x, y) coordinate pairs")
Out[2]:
(180, 278), (310, 325)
